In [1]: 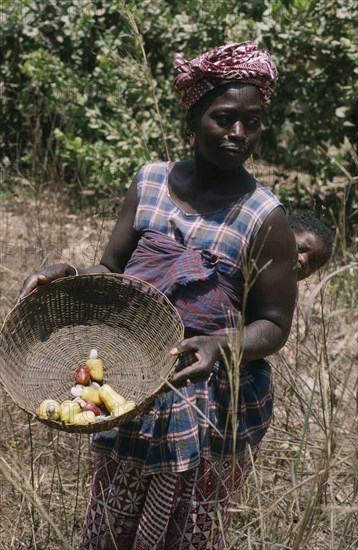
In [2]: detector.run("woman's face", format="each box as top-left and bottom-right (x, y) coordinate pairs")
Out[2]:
(294, 230), (329, 281)
(193, 84), (262, 170)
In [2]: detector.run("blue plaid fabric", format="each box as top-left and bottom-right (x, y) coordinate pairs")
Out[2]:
(92, 162), (281, 474)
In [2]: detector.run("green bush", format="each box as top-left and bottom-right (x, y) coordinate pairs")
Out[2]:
(1, 0), (356, 221)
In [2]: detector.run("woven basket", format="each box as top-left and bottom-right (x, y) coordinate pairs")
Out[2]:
(0, 274), (184, 434)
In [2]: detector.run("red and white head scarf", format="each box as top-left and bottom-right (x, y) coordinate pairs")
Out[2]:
(173, 41), (278, 111)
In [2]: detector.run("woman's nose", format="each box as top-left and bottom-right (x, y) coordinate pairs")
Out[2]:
(228, 121), (245, 140)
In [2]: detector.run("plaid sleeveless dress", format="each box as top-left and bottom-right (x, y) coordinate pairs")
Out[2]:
(92, 162), (282, 475)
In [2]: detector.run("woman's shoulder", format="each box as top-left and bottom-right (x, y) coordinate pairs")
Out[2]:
(135, 162), (169, 197)
(229, 184), (283, 241)
(252, 184), (282, 202)
(231, 167), (282, 209)
(137, 161), (168, 179)
(231, 183), (282, 214)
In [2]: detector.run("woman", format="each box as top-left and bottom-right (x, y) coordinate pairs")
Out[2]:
(19, 42), (298, 549)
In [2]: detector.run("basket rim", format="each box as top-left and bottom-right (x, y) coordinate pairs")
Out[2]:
(1, 272), (184, 333)
(0, 273), (185, 433)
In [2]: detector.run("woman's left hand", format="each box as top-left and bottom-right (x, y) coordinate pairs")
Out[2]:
(169, 335), (224, 388)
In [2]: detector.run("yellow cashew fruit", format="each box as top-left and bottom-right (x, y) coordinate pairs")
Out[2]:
(86, 349), (104, 382)
(110, 399), (137, 418)
(59, 400), (81, 423)
(37, 399), (61, 420)
(98, 384), (126, 414)
(82, 386), (102, 406)
(72, 411), (96, 425)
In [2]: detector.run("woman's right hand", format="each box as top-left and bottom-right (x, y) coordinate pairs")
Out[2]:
(17, 263), (77, 303)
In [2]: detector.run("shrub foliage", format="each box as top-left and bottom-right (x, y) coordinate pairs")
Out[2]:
(1, 0), (357, 213)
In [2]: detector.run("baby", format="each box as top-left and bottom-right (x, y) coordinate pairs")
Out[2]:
(289, 213), (333, 281)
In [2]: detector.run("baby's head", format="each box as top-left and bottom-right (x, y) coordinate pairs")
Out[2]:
(288, 214), (333, 281)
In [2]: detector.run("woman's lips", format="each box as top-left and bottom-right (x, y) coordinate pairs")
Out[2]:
(220, 145), (248, 155)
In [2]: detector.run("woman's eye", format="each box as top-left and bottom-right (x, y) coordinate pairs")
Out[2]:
(246, 118), (260, 127)
(212, 115), (261, 128)
(214, 115), (230, 124)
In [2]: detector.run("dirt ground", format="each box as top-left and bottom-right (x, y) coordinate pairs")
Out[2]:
(0, 190), (357, 549)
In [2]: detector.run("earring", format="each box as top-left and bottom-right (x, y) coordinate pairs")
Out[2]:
(189, 132), (196, 148)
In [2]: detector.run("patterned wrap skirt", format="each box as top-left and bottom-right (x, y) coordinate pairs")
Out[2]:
(78, 443), (260, 550)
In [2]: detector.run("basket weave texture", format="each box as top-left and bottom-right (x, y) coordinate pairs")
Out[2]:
(0, 274), (184, 434)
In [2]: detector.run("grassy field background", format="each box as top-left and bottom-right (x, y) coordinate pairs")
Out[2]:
(0, 173), (356, 549)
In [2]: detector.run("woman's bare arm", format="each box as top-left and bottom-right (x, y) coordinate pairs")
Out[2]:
(17, 177), (140, 301)
(170, 207), (298, 385)
(99, 177), (140, 273)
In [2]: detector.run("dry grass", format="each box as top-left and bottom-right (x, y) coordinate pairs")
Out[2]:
(0, 190), (357, 549)
(0, 194), (112, 550)
(228, 282), (357, 549)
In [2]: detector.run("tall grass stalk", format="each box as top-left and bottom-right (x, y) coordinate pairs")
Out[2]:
(118, 1), (170, 160)
(0, 455), (75, 549)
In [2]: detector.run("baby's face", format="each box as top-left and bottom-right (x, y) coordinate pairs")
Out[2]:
(294, 230), (329, 281)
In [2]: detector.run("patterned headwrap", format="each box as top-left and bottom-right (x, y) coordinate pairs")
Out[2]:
(173, 41), (278, 111)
